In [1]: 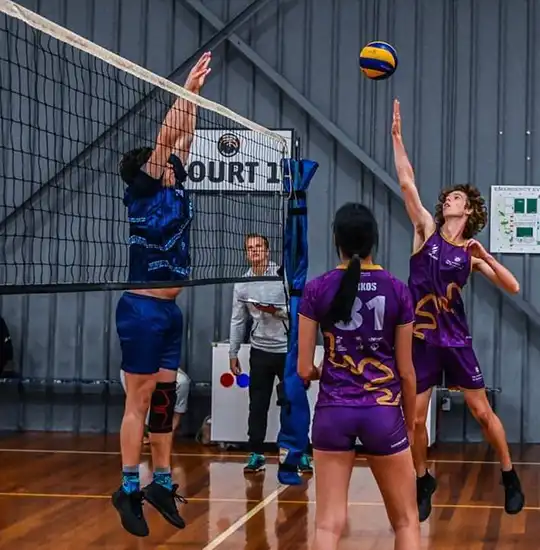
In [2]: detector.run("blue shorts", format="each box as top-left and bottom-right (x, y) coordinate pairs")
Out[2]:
(116, 292), (183, 375)
(311, 405), (409, 455)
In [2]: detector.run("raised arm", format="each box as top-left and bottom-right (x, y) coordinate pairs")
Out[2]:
(391, 99), (435, 243)
(170, 99), (197, 166)
(143, 52), (212, 178)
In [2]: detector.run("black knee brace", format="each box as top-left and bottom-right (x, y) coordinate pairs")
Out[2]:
(148, 381), (176, 433)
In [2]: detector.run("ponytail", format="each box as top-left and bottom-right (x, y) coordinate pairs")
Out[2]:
(324, 254), (362, 326)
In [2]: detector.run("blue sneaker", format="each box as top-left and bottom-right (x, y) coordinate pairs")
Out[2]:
(298, 454), (313, 474)
(244, 453), (266, 473)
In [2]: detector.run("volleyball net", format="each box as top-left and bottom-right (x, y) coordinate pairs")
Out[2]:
(0, 1), (289, 294)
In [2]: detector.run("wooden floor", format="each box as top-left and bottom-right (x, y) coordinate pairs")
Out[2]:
(1, 435), (540, 549)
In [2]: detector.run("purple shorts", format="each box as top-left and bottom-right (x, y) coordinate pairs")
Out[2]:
(413, 337), (485, 394)
(311, 405), (409, 455)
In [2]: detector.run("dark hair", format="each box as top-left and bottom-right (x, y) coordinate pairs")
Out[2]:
(244, 233), (269, 250)
(119, 147), (153, 183)
(324, 203), (379, 326)
(434, 183), (487, 239)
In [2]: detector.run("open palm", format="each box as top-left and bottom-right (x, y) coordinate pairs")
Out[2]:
(185, 52), (212, 93)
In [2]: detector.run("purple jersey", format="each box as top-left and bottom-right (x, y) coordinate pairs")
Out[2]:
(299, 265), (414, 408)
(408, 230), (472, 347)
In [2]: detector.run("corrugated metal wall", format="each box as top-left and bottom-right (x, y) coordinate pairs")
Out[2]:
(1, 0), (539, 442)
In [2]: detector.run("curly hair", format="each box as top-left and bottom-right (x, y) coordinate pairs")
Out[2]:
(434, 183), (487, 239)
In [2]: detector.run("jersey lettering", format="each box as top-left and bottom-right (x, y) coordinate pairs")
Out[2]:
(359, 282), (377, 291)
(335, 295), (387, 332)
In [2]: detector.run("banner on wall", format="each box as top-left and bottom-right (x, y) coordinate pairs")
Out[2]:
(184, 129), (294, 192)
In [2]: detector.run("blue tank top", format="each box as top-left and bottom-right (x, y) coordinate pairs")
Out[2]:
(123, 154), (193, 283)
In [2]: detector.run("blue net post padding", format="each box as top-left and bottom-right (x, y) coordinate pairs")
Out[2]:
(276, 158), (318, 485)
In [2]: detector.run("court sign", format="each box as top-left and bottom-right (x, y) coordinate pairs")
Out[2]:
(184, 128), (294, 192)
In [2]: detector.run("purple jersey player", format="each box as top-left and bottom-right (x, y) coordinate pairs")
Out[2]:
(391, 99), (524, 522)
(298, 203), (420, 550)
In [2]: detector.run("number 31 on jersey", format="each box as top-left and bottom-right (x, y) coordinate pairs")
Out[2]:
(335, 295), (386, 331)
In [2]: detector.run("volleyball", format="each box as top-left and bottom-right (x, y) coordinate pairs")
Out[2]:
(359, 41), (398, 80)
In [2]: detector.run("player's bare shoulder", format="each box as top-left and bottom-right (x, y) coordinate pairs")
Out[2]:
(411, 213), (436, 255)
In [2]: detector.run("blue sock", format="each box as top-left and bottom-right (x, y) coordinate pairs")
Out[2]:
(153, 467), (173, 491)
(122, 465), (140, 494)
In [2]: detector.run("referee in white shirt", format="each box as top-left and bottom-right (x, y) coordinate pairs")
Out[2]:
(229, 233), (312, 474)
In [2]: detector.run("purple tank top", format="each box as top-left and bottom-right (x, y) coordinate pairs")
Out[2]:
(408, 230), (472, 347)
(299, 265), (414, 408)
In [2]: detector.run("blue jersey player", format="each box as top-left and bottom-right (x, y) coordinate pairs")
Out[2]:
(112, 52), (211, 538)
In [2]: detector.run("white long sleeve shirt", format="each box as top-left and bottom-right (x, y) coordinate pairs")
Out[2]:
(228, 262), (289, 358)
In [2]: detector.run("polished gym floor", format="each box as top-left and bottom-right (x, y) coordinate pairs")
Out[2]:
(1, 434), (538, 549)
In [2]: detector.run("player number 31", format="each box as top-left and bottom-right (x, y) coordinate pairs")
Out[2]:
(335, 295), (386, 331)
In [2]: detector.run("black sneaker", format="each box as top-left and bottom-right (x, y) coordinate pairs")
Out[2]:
(111, 487), (149, 537)
(501, 468), (525, 514)
(143, 481), (187, 529)
(417, 471), (437, 522)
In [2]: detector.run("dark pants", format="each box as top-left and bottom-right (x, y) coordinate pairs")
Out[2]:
(248, 347), (286, 454)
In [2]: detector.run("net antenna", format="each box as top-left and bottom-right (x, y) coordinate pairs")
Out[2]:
(0, 0), (290, 294)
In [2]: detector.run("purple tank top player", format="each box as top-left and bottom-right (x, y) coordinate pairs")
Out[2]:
(392, 98), (524, 524)
(297, 203), (420, 550)
(300, 266), (414, 408)
(408, 229), (472, 347)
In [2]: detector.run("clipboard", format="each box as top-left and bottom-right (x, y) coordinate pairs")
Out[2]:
(238, 298), (287, 307)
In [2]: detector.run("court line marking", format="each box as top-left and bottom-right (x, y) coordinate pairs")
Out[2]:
(1, 447), (540, 466)
(0, 491), (539, 511)
(201, 485), (287, 550)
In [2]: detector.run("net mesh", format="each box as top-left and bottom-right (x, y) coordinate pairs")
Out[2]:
(0, 1), (288, 293)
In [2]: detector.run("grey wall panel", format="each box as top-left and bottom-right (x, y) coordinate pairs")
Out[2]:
(3, 0), (540, 442)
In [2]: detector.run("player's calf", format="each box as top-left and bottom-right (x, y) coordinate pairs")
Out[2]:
(112, 374), (155, 536)
(464, 389), (525, 515)
(143, 381), (188, 529)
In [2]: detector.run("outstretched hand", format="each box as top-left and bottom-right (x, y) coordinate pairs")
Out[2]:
(391, 99), (402, 139)
(185, 52), (212, 93)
